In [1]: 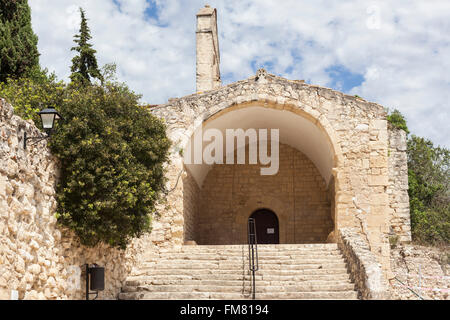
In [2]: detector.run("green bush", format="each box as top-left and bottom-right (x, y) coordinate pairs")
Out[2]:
(50, 81), (170, 248)
(387, 109), (409, 134)
(1, 70), (171, 249)
(0, 68), (65, 123)
(408, 135), (449, 245)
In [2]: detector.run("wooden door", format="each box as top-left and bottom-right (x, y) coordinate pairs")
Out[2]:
(249, 209), (279, 244)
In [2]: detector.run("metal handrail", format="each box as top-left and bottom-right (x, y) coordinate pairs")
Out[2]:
(247, 218), (259, 300)
(393, 276), (425, 300)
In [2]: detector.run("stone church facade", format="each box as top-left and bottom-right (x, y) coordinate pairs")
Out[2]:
(148, 5), (411, 277)
(0, 5), (412, 300)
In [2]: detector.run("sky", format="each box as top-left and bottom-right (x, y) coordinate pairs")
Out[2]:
(29, 0), (450, 148)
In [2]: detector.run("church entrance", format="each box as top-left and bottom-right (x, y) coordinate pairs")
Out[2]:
(183, 106), (336, 245)
(249, 209), (279, 244)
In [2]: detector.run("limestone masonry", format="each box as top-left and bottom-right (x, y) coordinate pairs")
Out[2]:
(0, 5), (425, 300)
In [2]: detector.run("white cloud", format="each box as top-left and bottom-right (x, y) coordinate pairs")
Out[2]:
(29, 0), (450, 147)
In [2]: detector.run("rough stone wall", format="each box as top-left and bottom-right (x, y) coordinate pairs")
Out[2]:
(0, 99), (153, 300)
(337, 228), (390, 299)
(387, 126), (411, 242)
(182, 169), (200, 242)
(196, 143), (332, 244)
(389, 244), (449, 300)
(151, 70), (395, 273)
(196, 5), (221, 92)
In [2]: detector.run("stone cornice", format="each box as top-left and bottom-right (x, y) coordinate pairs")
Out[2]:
(153, 71), (386, 117)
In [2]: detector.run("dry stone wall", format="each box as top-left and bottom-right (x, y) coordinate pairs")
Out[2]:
(389, 244), (449, 300)
(182, 170), (200, 242)
(337, 228), (390, 299)
(0, 98), (153, 300)
(387, 126), (411, 242)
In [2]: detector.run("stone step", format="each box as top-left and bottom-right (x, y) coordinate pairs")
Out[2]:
(142, 253), (344, 262)
(139, 261), (347, 271)
(122, 284), (245, 293)
(121, 243), (358, 300)
(119, 292), (247, 300)
(155, 248), (341, 255)
(256, 291), (359, 300)
(155, 245), (339, 254)
(131, 267), (350, 277)
(257, 262), (347, 270)
(176, 244), (339, 249)
(145, 247), (341, 253)
(142, 257), (346, 266)
(119, 290), (358, 300)
(125, 278), (353, 288)
(141, 251), (342, 260)
(122, 283), (355, 294)
(125, 273), (352, 282)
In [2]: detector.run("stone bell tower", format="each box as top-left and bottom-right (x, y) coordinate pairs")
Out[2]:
(196, 5), (221, 92)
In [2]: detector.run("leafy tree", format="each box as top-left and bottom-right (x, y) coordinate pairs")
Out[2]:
(0, 68), (65, 123)
(386, 109), (448, 245)
(0, 0), (39, 82)
(0, 67), (171, 249)
(49, 74), (170, 248)
(408, 135), (449, 245)
(0, 5), (169, 250)
(70, 8), (103, 85)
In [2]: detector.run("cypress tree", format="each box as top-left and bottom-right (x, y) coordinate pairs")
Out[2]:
(0, 0), (40, 82)
(70, 8), (103, 85)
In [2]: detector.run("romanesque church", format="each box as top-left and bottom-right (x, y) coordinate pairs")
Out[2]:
(118, 5), (410, 300)
(0, 5), (412, 300)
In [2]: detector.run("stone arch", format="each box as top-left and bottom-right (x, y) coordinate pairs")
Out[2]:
(152, 74), (393, 271)
(181, 98), (344, 174)
(179, 97), (344, 244)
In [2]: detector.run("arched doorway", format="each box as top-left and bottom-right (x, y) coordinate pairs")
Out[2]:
(249, 209), (279, 244)
(182, 104), (339, 245)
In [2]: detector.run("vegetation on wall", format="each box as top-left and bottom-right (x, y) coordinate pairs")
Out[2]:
(0, 0), (39, 82)
(407, 135), (449, 245)
(0, 66), (170, 249)
(0, 68), (65, 122)
(0, 7), (171, 249)
(387, 109), (409, 134)
(387, 109), (449, 245)
(1, 4), (447, 249)
(51, 79), (170, 248)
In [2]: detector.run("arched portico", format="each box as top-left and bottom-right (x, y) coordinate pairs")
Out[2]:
(151, 70), (396, 274)
(181, 101), (341, 245)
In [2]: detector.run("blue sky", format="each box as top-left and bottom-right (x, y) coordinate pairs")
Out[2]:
(29, 0), (450, 147)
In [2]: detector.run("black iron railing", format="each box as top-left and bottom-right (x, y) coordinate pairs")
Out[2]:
(393, 276), (425, 300)
(247, 218), (259, 300)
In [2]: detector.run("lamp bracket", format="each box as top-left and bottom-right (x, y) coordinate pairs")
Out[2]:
(23, 131), (50, 149)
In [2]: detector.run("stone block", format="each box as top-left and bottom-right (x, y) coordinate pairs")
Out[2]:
(369, 175), (389, 186)
(370, 194), (388, 205)
(369, 119), (387, 131)
(370, 156), (387, 168)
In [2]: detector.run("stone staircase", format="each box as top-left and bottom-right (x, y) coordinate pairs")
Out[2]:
(119, 243), (359, 300)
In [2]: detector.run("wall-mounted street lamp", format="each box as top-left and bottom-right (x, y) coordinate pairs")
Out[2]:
(23, 107), (63, 149)
(85, 264), (105, 300)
